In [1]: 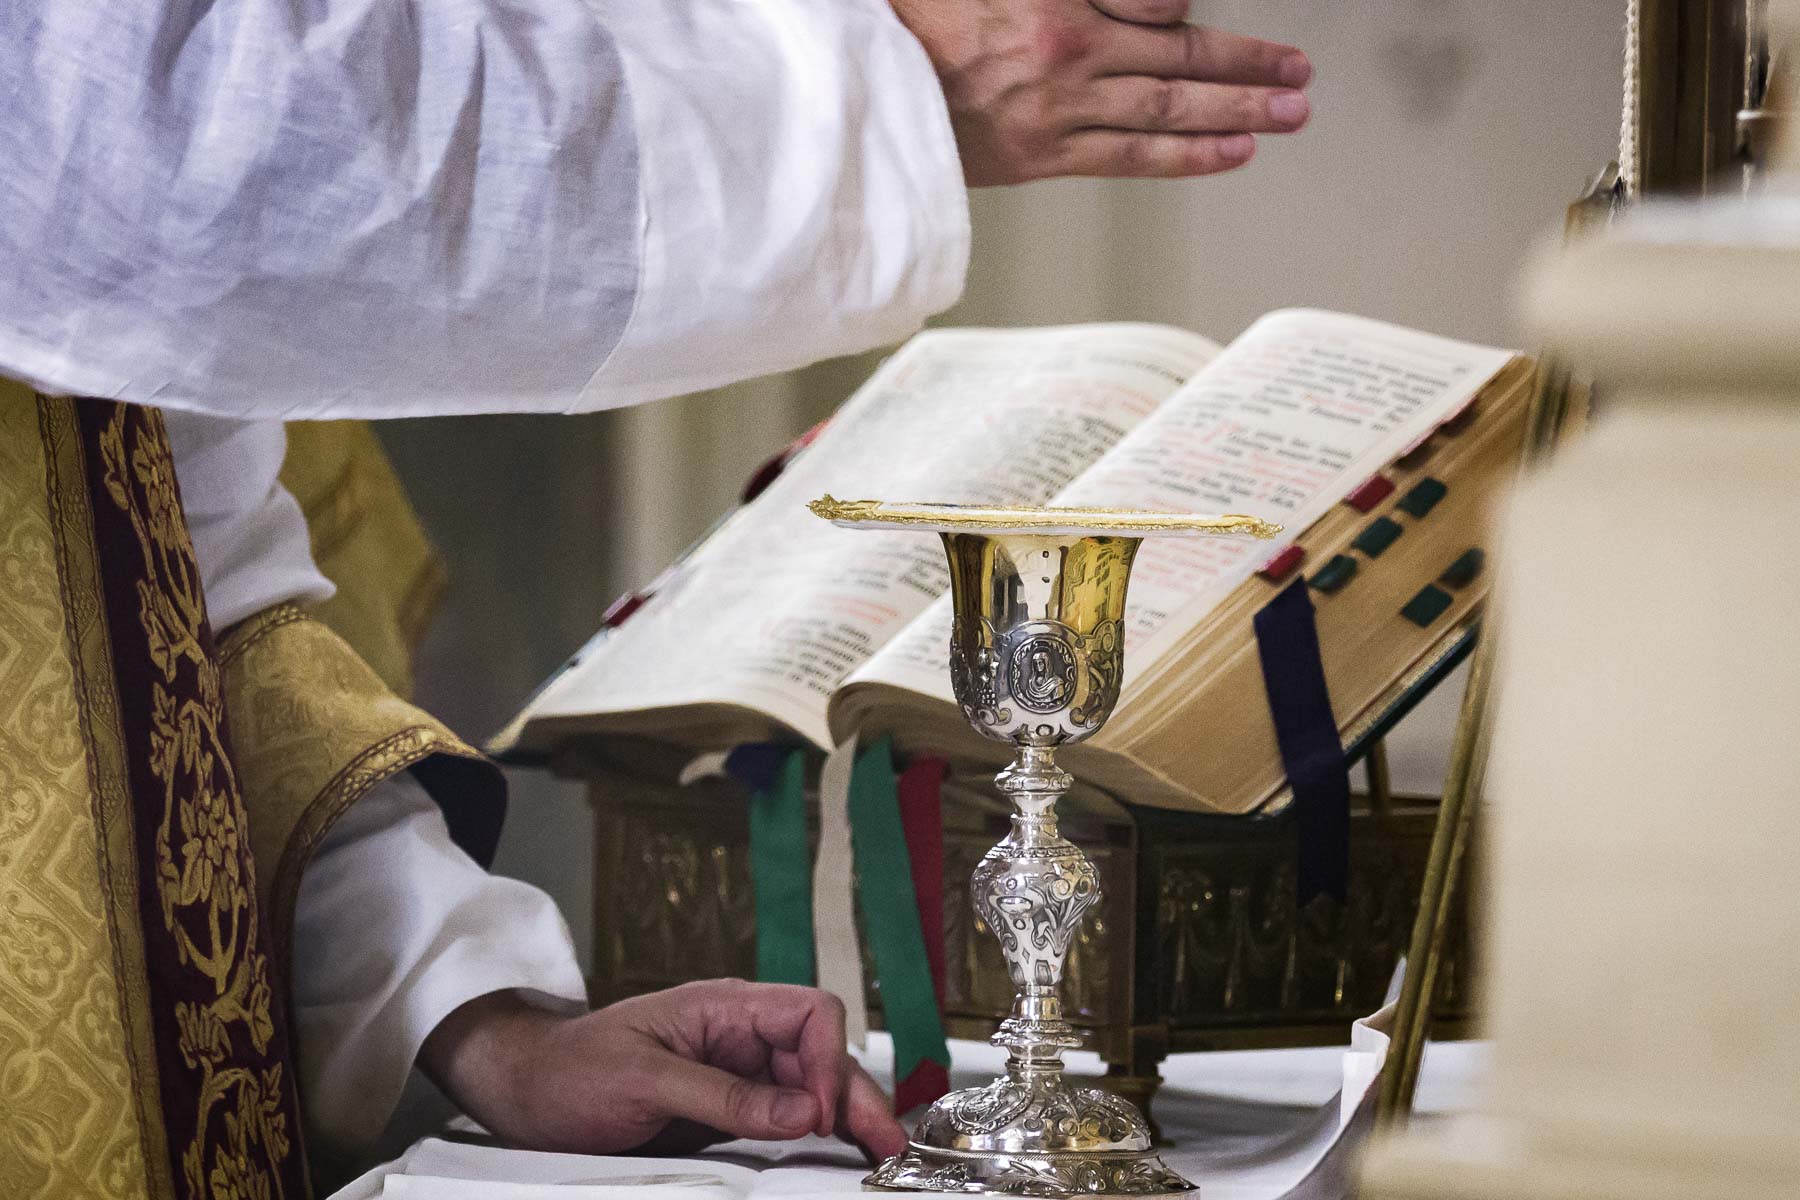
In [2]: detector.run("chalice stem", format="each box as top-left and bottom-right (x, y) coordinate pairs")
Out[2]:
(976, 745), (1098, 1071)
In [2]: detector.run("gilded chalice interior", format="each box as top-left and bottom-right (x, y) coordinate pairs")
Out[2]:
(942, 532), (1137, 747)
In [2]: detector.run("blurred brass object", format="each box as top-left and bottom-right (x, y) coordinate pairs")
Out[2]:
(1565, 164), (1626, 240)
(1628, 0), (1756, 195)
(1737, 0), (1780, 167)
(1374, 614), (1499, 1129)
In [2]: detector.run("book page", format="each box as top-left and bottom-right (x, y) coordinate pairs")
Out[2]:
(522, 325), (1219, 748)
(852, 310), (1514, 702)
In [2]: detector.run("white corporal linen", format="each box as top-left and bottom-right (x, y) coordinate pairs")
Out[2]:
(328, 1024), (1494, 1200)
(0, 0), (968, 416)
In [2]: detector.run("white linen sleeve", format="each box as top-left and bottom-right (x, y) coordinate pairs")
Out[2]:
(572, 0), (969, 409)
(290, 771), (588, 1167)
(0, 0), (967, 418)
(164, 413), (337, 628)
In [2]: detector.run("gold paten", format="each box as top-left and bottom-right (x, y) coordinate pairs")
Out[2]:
(807, 495), (1282, 539)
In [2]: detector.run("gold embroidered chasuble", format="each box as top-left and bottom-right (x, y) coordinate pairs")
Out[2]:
(0, 386), (504, 1199)
(277, 421), (450, 703)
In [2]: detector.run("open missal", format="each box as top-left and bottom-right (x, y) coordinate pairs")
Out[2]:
(499, 310), (1532, 815)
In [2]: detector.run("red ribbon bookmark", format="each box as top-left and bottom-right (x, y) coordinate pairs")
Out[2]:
(894, 756), (950, 1114)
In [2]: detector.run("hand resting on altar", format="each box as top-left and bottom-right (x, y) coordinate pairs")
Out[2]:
(420, 979), (907, 1162)
(894, 0), (1313, 183)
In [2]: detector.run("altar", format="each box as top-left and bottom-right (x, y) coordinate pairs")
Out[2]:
(332, 1027), (1489, 1200)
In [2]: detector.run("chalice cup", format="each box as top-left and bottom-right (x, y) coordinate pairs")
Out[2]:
(807, 499), (1280, 1197)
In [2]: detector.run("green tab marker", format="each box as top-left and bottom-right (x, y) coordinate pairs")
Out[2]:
(1352, 515), (1404, 558)
(1438, 546), (1486, 589)
(847, 736), (950, 1082)
(746, 747), (816, 985)
(1309, 553), (1359, 593)
(1400, 583), (1455, 628)
(1396, 477), (1449, 519)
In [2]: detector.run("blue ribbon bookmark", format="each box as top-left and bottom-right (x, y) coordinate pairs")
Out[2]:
(1253, 580), (1351, 904)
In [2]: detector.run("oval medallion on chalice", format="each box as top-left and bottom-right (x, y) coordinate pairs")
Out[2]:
(808, 496), (1281, 1196)
(1004, 623), (1080, 715)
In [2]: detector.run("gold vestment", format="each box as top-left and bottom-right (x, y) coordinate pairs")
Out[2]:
(0, 386), (502, 1200)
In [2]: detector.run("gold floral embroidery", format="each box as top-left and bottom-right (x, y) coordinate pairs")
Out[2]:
(216, 604), (504, 982)
(98, 407), (293, 1199)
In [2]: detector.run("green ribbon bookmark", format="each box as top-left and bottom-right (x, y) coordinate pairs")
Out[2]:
(847, 736), (950, 1082)
(745, 747), (816, 985)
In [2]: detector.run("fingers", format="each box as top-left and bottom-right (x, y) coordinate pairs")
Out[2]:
(1099, 22), (1311, 89)
(1054, 129), (1257, 178)
(770, 1050), (905, 1164)
(649, 1055), (823, 1143)
(1077, 77), (1308, 135)
(1089, 0), (1189, 25)
(838, 1061), (908, 1165)
(732, 983), (848, 1138)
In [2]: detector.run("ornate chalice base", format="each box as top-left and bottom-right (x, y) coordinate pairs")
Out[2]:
(808, 500), (1279, 1198)
(866, 749), (1194, 1196)
(868, 1108), (1192, 1196)
(868, 1145), (1191, 1196)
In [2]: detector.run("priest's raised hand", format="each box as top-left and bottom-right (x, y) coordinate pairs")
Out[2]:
(892, 0), (1312, 182)
(421, 980), (910, 1162)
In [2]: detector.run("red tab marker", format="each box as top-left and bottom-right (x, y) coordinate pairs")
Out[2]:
(601, 591), (650, 628)
(1258, 544), (1306, 583)
(1440, 400), (1480, 435)
(895, 1060), (951, 1117)
(1396, 437), (1436, 470)
(741, 418), (833, 503)
(897, 759), (948, 1008)
(1344, 475), (1396, 513)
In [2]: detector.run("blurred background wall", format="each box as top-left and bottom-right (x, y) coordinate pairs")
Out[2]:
(373, 2), (1625, 970)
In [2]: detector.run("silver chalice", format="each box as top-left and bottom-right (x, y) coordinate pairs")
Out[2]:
(808, 498), (1280, 1197)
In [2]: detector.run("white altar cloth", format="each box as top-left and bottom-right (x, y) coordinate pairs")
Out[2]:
(331, 1016), (1489, 1200)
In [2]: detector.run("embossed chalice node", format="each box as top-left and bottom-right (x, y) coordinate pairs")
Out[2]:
(808, 497), (1280, 1197)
